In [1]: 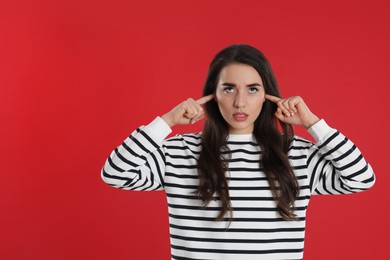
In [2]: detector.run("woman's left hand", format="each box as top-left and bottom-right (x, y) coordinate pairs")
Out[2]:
(265, 94), (320, 129)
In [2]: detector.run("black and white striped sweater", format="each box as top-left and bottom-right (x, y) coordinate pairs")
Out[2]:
(101, 117), (375, 260)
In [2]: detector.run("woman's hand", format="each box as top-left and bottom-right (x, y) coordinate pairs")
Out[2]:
(161, 94), (214, 127)
(265, 94), (320, 129)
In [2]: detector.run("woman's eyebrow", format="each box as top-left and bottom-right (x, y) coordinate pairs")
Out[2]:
(221, 82), (262, 87)
(247, 83), (262, 87)
(221, 82), (236, 87)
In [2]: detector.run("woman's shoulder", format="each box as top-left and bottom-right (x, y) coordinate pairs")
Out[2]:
(164, 132), (203, 147)
(289, 135), (315, 150)
(285, 136), (316, 160)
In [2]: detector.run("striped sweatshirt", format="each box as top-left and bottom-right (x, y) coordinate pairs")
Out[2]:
(101, 117), (375, 260)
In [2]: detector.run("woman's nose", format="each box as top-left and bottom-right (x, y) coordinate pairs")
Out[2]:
(234, 92), (246, 108)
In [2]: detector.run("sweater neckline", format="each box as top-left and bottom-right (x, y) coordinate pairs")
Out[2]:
(227, 133), (255, 142)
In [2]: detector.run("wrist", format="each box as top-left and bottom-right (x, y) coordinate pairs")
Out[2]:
(161, 114), (175, 128)
(304, 115), (320, 129)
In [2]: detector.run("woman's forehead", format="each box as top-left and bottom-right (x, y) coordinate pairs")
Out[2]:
(218, 63), (263, 83)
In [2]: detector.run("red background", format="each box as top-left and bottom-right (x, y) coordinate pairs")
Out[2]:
(1, 0), (389, 259)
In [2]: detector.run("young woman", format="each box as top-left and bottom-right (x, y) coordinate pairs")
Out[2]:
(101, 44), (375, 260)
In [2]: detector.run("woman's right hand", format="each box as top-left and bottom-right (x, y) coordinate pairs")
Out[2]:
(161, 94), (214, 127)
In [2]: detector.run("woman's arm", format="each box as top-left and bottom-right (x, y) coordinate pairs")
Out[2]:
(101, 117), (171, 191)
(307, 119), (375, 194)
(265, 94), (375, 194)
(101, 94), (213, 191)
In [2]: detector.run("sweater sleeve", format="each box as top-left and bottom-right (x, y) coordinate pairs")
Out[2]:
(101, 117), (172, 191)
(306, 119), (376, 195)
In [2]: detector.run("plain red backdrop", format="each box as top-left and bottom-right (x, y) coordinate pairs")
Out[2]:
(1, 0), (388, 259)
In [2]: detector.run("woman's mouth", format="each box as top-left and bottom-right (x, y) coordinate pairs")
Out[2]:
(233, 112), (248, 122)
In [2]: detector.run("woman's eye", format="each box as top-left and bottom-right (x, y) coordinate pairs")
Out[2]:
(224, 87), (235, 93)
(249, 87), (258, 93)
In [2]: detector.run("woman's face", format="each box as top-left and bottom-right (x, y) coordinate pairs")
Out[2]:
(215, 63), (265, 134)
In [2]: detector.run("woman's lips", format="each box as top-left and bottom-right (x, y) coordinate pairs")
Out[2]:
(233, 112), (248, 122)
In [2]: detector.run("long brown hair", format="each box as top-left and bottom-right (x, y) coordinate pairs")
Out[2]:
(196, 44), (299, 221)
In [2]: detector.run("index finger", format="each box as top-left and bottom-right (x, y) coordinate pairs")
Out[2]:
(265, 94), (282, 103)
(196, 94), (214, 105)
